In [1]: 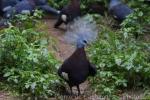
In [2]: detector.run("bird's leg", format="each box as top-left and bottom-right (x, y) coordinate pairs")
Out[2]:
(54, 16), (63, 28)
(69, 86), (73, 95)
(76, 85), (80, 96)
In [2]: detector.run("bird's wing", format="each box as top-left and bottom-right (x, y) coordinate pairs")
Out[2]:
(89, 63), (97, 76)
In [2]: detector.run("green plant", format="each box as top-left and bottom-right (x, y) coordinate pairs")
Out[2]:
(121, 7), (150, 39)
(10, 10), (43, 30)
(0, 12), (60, 99)
(87, 1), (150, 97)
(48, 0), (107, 13)
(88, 26), (150, 97)
(48, 0), (68, 9)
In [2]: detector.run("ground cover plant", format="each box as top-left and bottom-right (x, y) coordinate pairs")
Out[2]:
(87, 0), (150, 99)
(0, 11), (61, 99)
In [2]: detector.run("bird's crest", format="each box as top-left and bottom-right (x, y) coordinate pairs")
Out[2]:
(64, 15), (98, 46)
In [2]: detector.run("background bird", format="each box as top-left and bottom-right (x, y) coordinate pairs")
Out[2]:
(58, 16), (98, 95)
(0, 0), (21, 18)
(33, 0), (60, 15)
(14, 0), (36, 15)
(54, 0), (81, 28)
(3, 0), (60, 17)
(109, 0), (133, 22)
(87, 1), (107, 16)
(0, 0), (60, 27)
(0, 0), (35, 19)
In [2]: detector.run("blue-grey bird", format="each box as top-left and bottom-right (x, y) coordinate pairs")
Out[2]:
(0, 0), (35, 27)
(58, 16), (98, 95)
(34, 0), (60, 15)
(0, 0), (60, 18)
(0, 0), (60, 27)
(0, 0), (21, 18)
(0, 0), (22, 26)
(109, 0), (133, 22)
(0, 0), (35, 18)
(14, 0), (36, 14)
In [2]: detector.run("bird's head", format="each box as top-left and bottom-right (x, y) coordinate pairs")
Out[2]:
(77, 38), (87, 48)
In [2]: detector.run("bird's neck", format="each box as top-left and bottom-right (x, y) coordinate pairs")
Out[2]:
(74, 47), (86, 59)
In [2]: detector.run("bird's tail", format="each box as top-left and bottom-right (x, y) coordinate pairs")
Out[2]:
(58, 67), (69, 81)
(89, 64), (97, 76)
(64, 15), (98, 45)
(58, 67), (62, 78)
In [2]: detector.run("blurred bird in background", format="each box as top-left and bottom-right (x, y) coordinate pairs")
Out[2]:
(108, 0), (133, 22)
(0, 0), (21, 18)
(33, 0), (60, 15)
(0, 0), (60, 27)
(87, 1), (107, 16)
(54, 0), (81, 28)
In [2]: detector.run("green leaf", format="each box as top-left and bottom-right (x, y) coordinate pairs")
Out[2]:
(3, 72), (11, 77)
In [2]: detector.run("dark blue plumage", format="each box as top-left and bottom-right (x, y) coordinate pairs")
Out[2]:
(0, 0), (21, 17)
(15, 0), (35, 14)
(109, 0), (133, 21)
(58, 17), (98, 95)
(34, 0), (47, 6)
(0, 0), (60, 18)
(0, 0), (20, 10)
(34, 0), (60, 15)
(0, 0), (60, 27)
(0, 0), (34, 18)
(54, 0), (81, 28)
